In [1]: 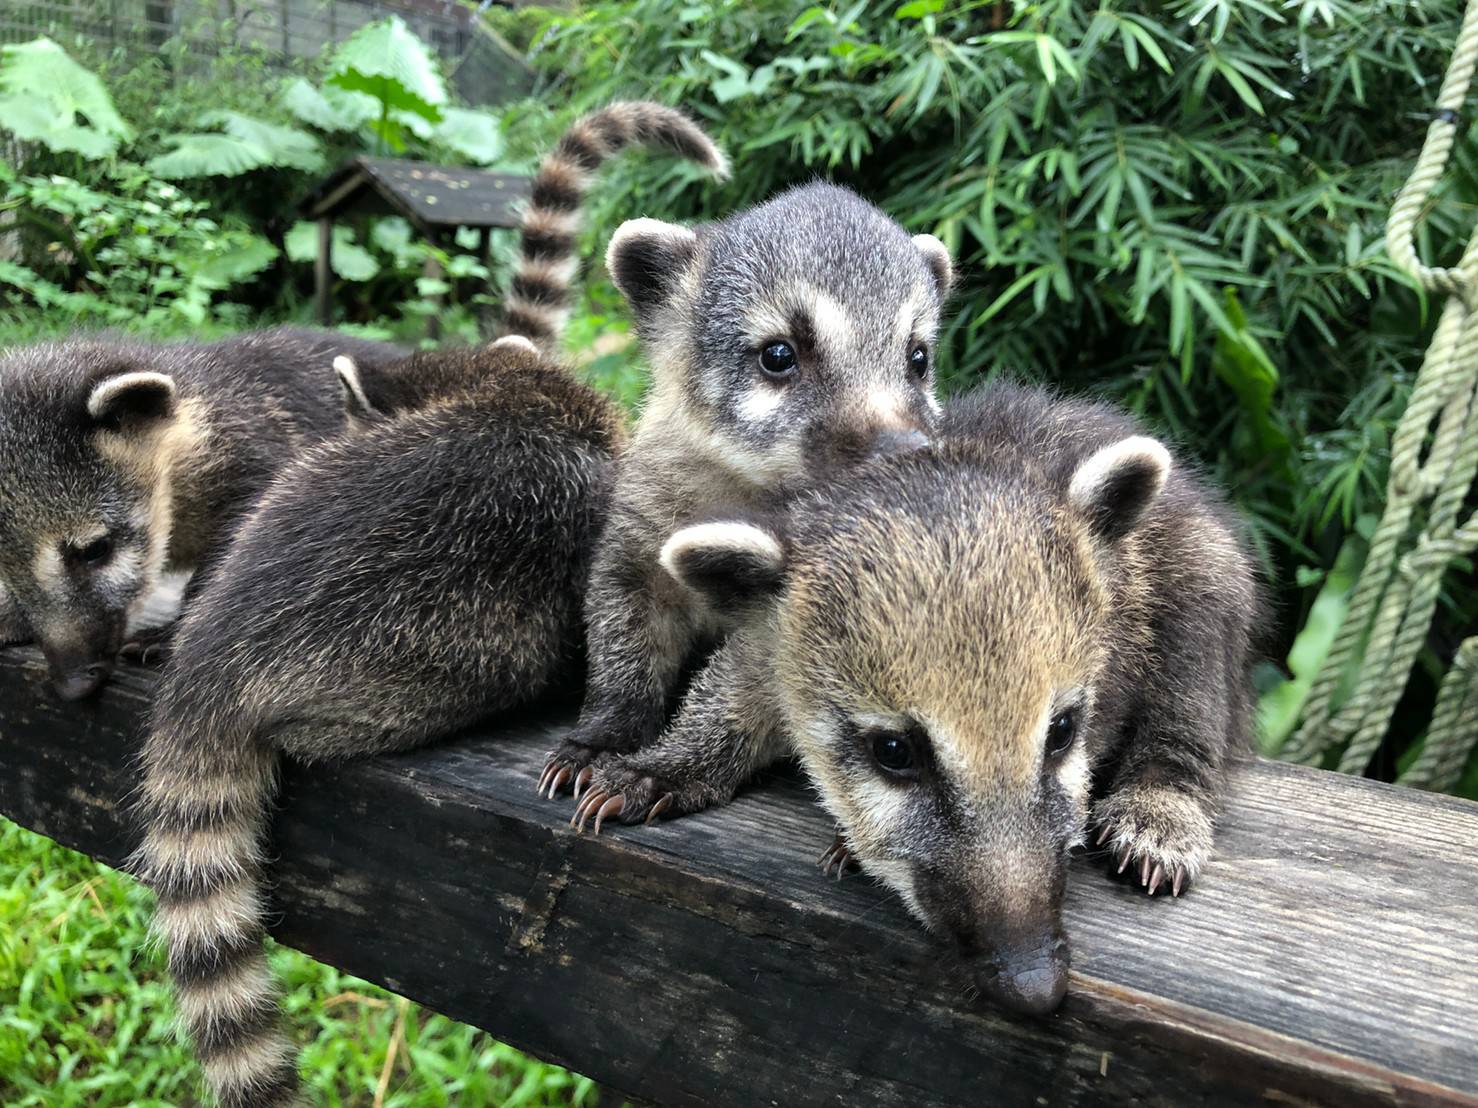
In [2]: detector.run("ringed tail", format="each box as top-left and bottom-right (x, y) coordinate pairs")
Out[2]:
(132, 710), (295, 1107)
(501, 100), (729, 348)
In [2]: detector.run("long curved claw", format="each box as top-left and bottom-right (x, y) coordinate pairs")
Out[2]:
(1139, 854), (1152, 888)
(592, 795), (625, 835)
(536, 763), (556, 796)
(1172, 865), (1187, 898)
(1095, 824), (1113, 847)
(572, 789), (608, 832)
(546, 766), (572, 800)
(644, 793), (673, 825)
(572, 766), (594, 801)
(1115, 844), (1132, 874)
(1147, 863), (1165, 896)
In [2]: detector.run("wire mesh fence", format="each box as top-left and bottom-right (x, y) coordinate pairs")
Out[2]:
(0, 0), (531, 105)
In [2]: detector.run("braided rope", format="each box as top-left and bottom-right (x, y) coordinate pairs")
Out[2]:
(1283, 0), (1478, 783)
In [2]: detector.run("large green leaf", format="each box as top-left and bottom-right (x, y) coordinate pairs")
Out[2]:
(191, 236), (279, 290)
(327, 17), (446, 124)
(434, 108), (505, 165)
(147, 111), (323, 178)
(0, 38), (133, 158)
(281, 77), (377, 133)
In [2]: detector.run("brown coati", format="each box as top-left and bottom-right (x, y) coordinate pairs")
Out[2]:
(132, 337), (625, 1108)
(131, 101), (725, 1107)
(566, 381), (1261, 1016)
(539, 181), (956, 797)
(0, 327), (403, 699)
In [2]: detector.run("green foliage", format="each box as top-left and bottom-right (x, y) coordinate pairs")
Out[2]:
(0, 38), (133, 158)
(1, 168), (276, 326)
(0, 818), (598, 1106)
(503, 0), (1478, 785)
(146, 111), (325, 179)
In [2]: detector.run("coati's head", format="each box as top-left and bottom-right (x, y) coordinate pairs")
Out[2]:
(659, 433), (1172, 1014)
(608, 182), (952, 483)
(0, 341), (205, 699)
(333, 335), (542, 430)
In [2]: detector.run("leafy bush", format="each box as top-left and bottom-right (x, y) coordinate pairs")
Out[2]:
(495, 0), (1478, 790)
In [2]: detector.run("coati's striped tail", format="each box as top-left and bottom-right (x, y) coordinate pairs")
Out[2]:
(132, 718), (294, 1107)
(501, 100), (729, 347)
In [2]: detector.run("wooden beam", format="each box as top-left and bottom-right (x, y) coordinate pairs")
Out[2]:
(0, 648), (1474, 1107)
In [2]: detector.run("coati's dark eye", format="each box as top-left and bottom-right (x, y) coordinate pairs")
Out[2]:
(73, 536), (113, 565)
(759, 342), (798, 380)
(908, 343), (929, 379)
(870, 731), (918, 777)
(1046, 709), (1078, 758)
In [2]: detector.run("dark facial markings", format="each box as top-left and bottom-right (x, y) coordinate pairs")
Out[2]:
(908, 341), (929, 380)
(860, 718), (932, 783)
(71, 534), (115, 567)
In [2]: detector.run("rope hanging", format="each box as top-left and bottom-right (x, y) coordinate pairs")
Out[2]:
(1283, 0), (1478, 791)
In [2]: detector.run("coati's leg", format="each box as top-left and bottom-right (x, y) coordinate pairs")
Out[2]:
(540, 548), (702, 796)
(569, 634), (787, 830)
(1092, 601), (1252, 897)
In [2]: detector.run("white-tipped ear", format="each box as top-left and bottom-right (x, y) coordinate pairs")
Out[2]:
(912, 233), (953, 294)
(660, 520), (787, 612)
(1069, 435), (1171, 542)
(606, 218), (699, 317)
(490, 334), (539, 356)
(333, 355), (382, 424)
(87, 371), (176, 429)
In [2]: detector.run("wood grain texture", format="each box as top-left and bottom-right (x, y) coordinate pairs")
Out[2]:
(0, 647), (1474, 1108)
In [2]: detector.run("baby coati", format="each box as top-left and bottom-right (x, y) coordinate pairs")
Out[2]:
(0, 327), (401, 699)
(133, 338), (625, 1108)
(568, 382), (1261, 1017)
(540, 181), (955, 796)
(132, 101), (723, 1108)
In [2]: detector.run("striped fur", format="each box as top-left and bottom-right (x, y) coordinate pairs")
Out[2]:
(500, 100), (729, 347)
(133, 724), (295, 1107)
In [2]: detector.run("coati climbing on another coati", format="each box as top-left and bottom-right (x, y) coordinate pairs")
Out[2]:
(0, 327), (402, 699)
(568, 382), (1261, 1017)
(132, 101), (725, 1108)
(540, 181), (956, 796)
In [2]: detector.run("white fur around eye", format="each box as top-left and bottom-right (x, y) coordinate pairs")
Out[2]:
(738, 383), (786, 422)
(32, 544), (64, 597)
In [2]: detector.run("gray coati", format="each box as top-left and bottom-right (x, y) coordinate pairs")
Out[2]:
(132, 101), (724, 1107)
(0, 327), (402, 699)
(539, 181), (956, 796)
(133, 337), (625, 1108)
(567, 382), (1261, 1017)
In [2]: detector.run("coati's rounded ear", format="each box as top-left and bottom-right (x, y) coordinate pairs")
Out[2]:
(659, 520), (787, 612)
(606, 218), (699, 317)
(333, 355), (383, 425)
(87, 371), (176, 430)
(913, 233), (954, 295)
(490, 334), (539, 357)
(1068, 436), (1171, 542)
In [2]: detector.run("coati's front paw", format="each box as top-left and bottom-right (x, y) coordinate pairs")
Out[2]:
(818, 830), (860, 880)
(537, 738), (603, 799)
(1092, 784), (1213, 897)
(119, 624), (174, 666)
(569, 761), (715, 834)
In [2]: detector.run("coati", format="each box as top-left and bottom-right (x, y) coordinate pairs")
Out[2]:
(0, 327), (402, 699)
(567, 382), (1261, 1016)
(132, 101), (723, 1107)
(540, 181), (956, 796)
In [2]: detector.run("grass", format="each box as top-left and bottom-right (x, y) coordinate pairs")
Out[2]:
(0, 817), (596, 1106)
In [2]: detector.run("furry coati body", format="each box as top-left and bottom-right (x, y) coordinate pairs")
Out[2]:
(540, 181), (956, 794)
(0, 327), (402, 698)
(134, 339), (625, 1107)
(133, 101), (731, 1106)
(500, 100), (730, 348)
(572, 381), (1261, 1015)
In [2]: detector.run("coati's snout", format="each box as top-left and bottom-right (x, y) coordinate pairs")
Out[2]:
(916, 861), (1071, 1016)
(47, 657), (113, 701)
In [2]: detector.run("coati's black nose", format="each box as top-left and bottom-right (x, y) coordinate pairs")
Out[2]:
(976, 931), (1070, 1016)
(52, 663), (110, 701)
(867, 428), (930, 460)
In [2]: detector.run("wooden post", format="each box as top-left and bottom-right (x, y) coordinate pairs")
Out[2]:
(315, 218), (333, 326)
(423, 251), (443, 342)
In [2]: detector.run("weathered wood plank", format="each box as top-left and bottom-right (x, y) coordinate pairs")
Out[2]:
(1, 647), (1474, 1107)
